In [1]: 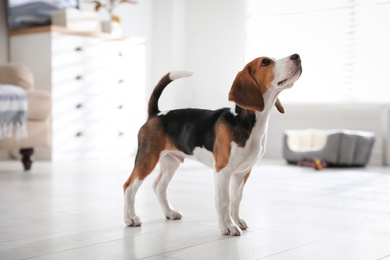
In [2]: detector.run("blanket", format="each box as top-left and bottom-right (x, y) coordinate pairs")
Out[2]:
(0, 84), (28, 140)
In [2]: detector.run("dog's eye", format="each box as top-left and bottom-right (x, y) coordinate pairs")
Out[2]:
(261, 59), (271, 66)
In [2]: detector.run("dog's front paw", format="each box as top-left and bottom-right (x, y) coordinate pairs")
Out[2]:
(125, 216), (142, 227)
(237, 218), (248, 230)
(166, 210), (183, 220)
(220, 223), (242, 236)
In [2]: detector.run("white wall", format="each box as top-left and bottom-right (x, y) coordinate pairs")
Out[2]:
(151, 0), (247, 111)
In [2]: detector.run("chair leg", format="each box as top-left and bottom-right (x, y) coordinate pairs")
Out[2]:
(20, 148), (34, 171)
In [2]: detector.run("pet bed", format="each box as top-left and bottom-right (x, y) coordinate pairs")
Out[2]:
(283, 129), (375, 167)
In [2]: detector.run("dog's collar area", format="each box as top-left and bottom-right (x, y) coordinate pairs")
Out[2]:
(232, 105), (258, 119)
(233, 105), (247, 115)
(230, 106), (238, 116)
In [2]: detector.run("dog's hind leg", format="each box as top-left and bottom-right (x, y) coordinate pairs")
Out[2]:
(123, 176), (144, 227)
(123, 148), (160, 227)
(153, 154), (183, 220)
(230, 171), (251, 231)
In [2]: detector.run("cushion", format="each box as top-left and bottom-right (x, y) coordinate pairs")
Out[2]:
(26, 90), (51, 120)
(0, 63), (34, 90)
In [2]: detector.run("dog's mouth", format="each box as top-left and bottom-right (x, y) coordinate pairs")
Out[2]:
(278, 78), (288, 86)
(278, 66), (302, 86)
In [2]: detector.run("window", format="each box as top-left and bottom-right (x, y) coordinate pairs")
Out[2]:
(246, 0), (390, 103)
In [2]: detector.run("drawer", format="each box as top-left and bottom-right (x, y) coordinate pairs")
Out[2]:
(52, 122), (86, 151)
(52, 94), (86, 128)
(52, 33), (115, 68)
(52, 34), (90, 69)
(52, 50), (84, 68)
(84, 90), (122, 114)
(52, 33), (86, 54)
(83, 126), (133, 150)
(52, 65), (86, 93)
(82, 37), (116, 59)
(84, 78), (119, 96)
(83, 69), (117, 93)
(84, 51), (118, 73)
(52, 79), (85, 97)
(85, 114), (116, 130)
(52, 117), (84, 135)
(83, 126), (116, 149)
(52, 90), (85, 112)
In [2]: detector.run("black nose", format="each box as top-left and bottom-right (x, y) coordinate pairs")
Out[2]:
(290, 54), (300, 60)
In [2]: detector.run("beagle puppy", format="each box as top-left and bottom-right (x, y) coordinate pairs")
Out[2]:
(123, 54), (302, 236)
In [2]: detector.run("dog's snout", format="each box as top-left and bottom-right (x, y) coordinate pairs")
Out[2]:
(290, 54), (300, 60)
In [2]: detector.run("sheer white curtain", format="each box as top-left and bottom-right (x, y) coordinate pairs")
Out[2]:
(246, 0), (390, 103)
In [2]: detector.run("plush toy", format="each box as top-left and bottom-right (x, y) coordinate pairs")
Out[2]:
(297, 158), (327, 170)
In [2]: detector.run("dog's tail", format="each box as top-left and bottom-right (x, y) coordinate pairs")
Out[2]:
(148, 71), (193, 118)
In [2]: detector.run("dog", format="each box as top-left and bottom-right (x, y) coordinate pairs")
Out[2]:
(123, 54), (302, 236)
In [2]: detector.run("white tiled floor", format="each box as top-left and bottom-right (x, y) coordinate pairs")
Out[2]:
(0, 159), (390, 259)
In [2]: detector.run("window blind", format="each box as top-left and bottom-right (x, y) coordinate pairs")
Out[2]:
(246, 0), (390, 103)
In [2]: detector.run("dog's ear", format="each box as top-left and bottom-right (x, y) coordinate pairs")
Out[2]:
(228, 64), (264, 112)
(275, 98), (285, 114)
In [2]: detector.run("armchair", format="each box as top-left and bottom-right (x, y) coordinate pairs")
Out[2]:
(0, 63), (51, 170)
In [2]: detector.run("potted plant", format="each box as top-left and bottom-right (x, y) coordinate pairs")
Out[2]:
(91, 0), (138, 35)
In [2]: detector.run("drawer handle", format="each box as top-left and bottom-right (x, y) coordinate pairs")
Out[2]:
(118, 132), (124, 137)
(75, 75), (83, 80)
(75, 132), (83, 137)
(118, 104), (123, 110)
(75, 46), (83, 52)
(76, 103), (83, 109)
(118, 52), (123, 56)
(118, 79), (124, 84)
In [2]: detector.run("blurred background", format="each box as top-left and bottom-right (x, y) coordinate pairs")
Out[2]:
(1, 0), (389, 166)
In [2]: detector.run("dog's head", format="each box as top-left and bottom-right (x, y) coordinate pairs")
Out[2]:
(228, 54), (302, 113)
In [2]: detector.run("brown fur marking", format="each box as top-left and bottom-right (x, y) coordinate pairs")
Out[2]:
(123, 118), (179, 193)
(275, 98), (285, 113)
(228, 67), (264, 112)
(251, 57), (276, 95)
(228, 57), (276, 112)
(214, 122), (233, 172)
(244, 171), (251, 184)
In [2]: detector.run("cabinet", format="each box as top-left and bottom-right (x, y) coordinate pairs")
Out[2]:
(10, 26), (146, 161)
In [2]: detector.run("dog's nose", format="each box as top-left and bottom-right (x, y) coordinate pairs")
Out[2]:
(290, 54), (300, 60)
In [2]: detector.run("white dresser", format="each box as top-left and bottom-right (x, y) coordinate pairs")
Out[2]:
(10, 26), (146, 161)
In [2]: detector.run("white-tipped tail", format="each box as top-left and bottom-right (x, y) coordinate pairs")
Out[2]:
(168, 71), (193, 81)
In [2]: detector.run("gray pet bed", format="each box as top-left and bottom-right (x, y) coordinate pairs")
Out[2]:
(283, 129), (375, 167)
